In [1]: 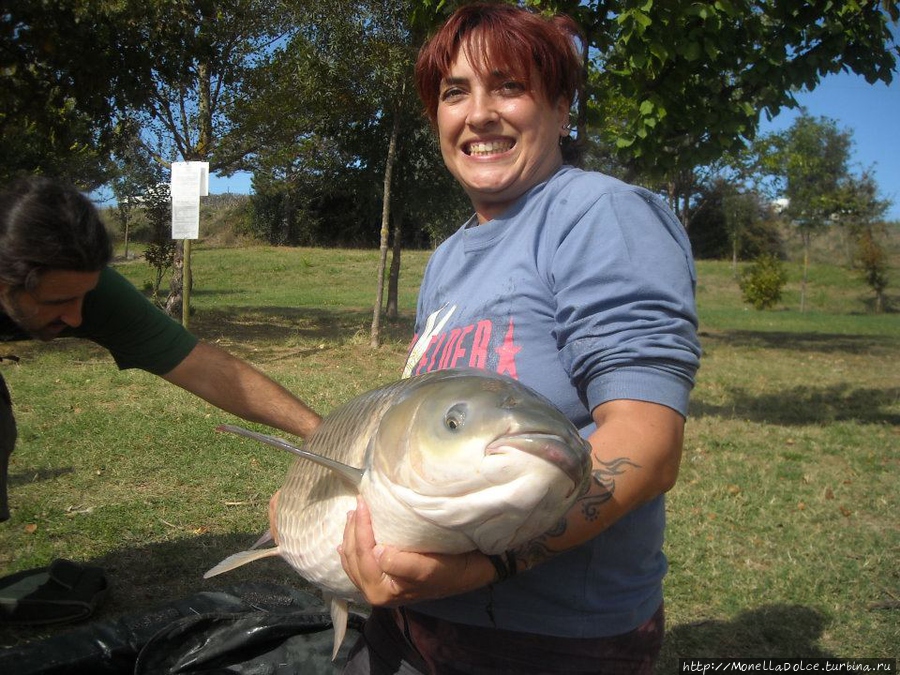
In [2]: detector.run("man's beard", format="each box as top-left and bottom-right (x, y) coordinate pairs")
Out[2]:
(0, 292), (64, 341)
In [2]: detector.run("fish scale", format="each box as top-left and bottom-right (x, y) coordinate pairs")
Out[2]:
(276, 380), (410, 597)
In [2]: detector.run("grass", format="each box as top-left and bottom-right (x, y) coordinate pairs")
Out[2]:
(0, 243), (897, 668)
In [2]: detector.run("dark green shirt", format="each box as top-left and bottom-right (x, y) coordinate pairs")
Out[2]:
(1, 267), (198, 376)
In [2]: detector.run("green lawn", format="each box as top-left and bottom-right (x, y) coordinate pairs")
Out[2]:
(1, 246), (897, 667)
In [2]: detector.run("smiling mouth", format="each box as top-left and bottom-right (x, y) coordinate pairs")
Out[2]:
(465, 140), (514, 157)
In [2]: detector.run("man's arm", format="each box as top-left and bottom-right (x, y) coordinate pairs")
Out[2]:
(338, 398), (685, 605)
(161, 341), (321, 439)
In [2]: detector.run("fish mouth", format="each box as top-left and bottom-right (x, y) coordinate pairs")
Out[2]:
(486, 433), (592, 497)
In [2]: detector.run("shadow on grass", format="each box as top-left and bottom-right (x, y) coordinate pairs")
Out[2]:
(691, 383), (900, 426)
(188, 306), (416, 347)
(7, 467), (75, 491)
(657, 605), (836, 669)
(700, 329), (896, 355)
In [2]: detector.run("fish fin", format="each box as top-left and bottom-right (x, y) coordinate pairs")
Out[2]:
(250, 530), (273, 549)
(217, 424), (364, 488)
(326, 593), (350, 661)
(202, 546), (281, 579)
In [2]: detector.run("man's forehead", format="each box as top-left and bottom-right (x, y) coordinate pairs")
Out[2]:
(28, 270), (101, 302)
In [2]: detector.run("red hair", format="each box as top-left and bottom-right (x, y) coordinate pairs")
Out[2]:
(415, 3), (584, 123)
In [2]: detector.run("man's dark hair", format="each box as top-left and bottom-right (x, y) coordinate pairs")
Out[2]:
(0, 176), (113, 291)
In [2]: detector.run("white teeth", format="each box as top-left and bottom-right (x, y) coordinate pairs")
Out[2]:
(467, 140), (513, 156)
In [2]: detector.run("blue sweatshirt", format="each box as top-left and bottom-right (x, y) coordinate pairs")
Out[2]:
(402, 165), (701, 638)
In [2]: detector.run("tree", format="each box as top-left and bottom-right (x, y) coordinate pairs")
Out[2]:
(856, 228), (890, 313)
(0, 1), (184, 187)
(739, 254), (788, 310)
(142, 184), (177, 306)
(110, 134), (165, 260)
(524, 0), (898, 228)
(836, 172), (892, 312)
(688, 179), (782, 266)
(835, 170), (892, 260)
(125, 0), (297, 318)
(755, 114), (852, 311)
(233, 0), (464, 346)
(606, 1), (896, 201)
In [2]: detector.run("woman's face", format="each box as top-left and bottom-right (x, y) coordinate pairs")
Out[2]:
(436, 44), (570, 223)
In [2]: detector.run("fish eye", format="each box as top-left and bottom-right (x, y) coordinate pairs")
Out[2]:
(444, 403), (467, 432)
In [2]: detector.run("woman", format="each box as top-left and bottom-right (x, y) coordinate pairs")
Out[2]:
(340, 4), (701, 673)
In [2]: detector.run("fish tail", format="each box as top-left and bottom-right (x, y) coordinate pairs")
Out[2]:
(325, 593), (350, 661)
(202, 546), (282, 579)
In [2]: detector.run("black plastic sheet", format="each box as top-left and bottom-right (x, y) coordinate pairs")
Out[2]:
(0, 582), (365, 675)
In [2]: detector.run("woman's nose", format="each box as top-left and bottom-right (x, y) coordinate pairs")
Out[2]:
(467, 91), (499, 128)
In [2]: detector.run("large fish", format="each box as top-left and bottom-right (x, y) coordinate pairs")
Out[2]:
(204, 368), (592, 658)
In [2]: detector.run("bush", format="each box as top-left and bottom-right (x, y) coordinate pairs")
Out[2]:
(739, 254), (788, 310)
(856, 228), (890, 313)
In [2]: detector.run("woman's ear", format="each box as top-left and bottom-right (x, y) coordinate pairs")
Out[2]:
(557, 98), (572, 137)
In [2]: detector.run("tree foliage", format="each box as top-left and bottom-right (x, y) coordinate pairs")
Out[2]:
(836, 171), (892, 312)
(521, 0), (899, 229)
(132, 0), (298, 171)
(3, 0), (897, 294)
(688, 179), (783, 262)
(856, 228), (890, 313)
(142, 184), (177, 306)
(754, 114), (854, 310)
(0, 1), (184, 186)
(233, 1), (469, 247)
(588, 0), (898, 180)
(739, 254), (788, 310)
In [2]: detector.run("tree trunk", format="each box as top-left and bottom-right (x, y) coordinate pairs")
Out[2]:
(386, 208), (403, 320)
(370, 110), (400, 348)
(800, 229), (810, 313)
(732, 236), (738, 278)
(166, 61), (212, 321)
(165, 241), (185, 319)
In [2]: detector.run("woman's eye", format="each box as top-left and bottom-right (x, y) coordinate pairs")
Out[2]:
(440, 87), (465, 102)
(498, 81), (526, 95)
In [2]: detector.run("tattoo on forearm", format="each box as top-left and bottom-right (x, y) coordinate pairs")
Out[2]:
(510, 533), (556, 573)
(581, 456), (641, 520)
(507, 456), (641, 573)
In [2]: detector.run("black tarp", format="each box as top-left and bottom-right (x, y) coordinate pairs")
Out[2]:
(0, 582), (365, 675)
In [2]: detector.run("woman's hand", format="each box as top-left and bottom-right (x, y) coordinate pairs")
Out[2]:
(338, 496), (495, 607)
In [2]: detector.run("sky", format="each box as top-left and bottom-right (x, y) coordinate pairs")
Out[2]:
(756, 70), (900, 222)
(209, 68), (900, 222)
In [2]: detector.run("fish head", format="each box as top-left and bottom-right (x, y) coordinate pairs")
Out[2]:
(367, 369), (592, 553)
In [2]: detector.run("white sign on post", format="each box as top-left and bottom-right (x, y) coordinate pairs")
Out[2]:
(170, 161), (209, 240)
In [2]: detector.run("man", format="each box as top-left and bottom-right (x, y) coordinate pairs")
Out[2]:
(0, 176), (321, 522)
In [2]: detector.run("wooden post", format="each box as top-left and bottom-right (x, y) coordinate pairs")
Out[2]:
(182, 238), (192, 329)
